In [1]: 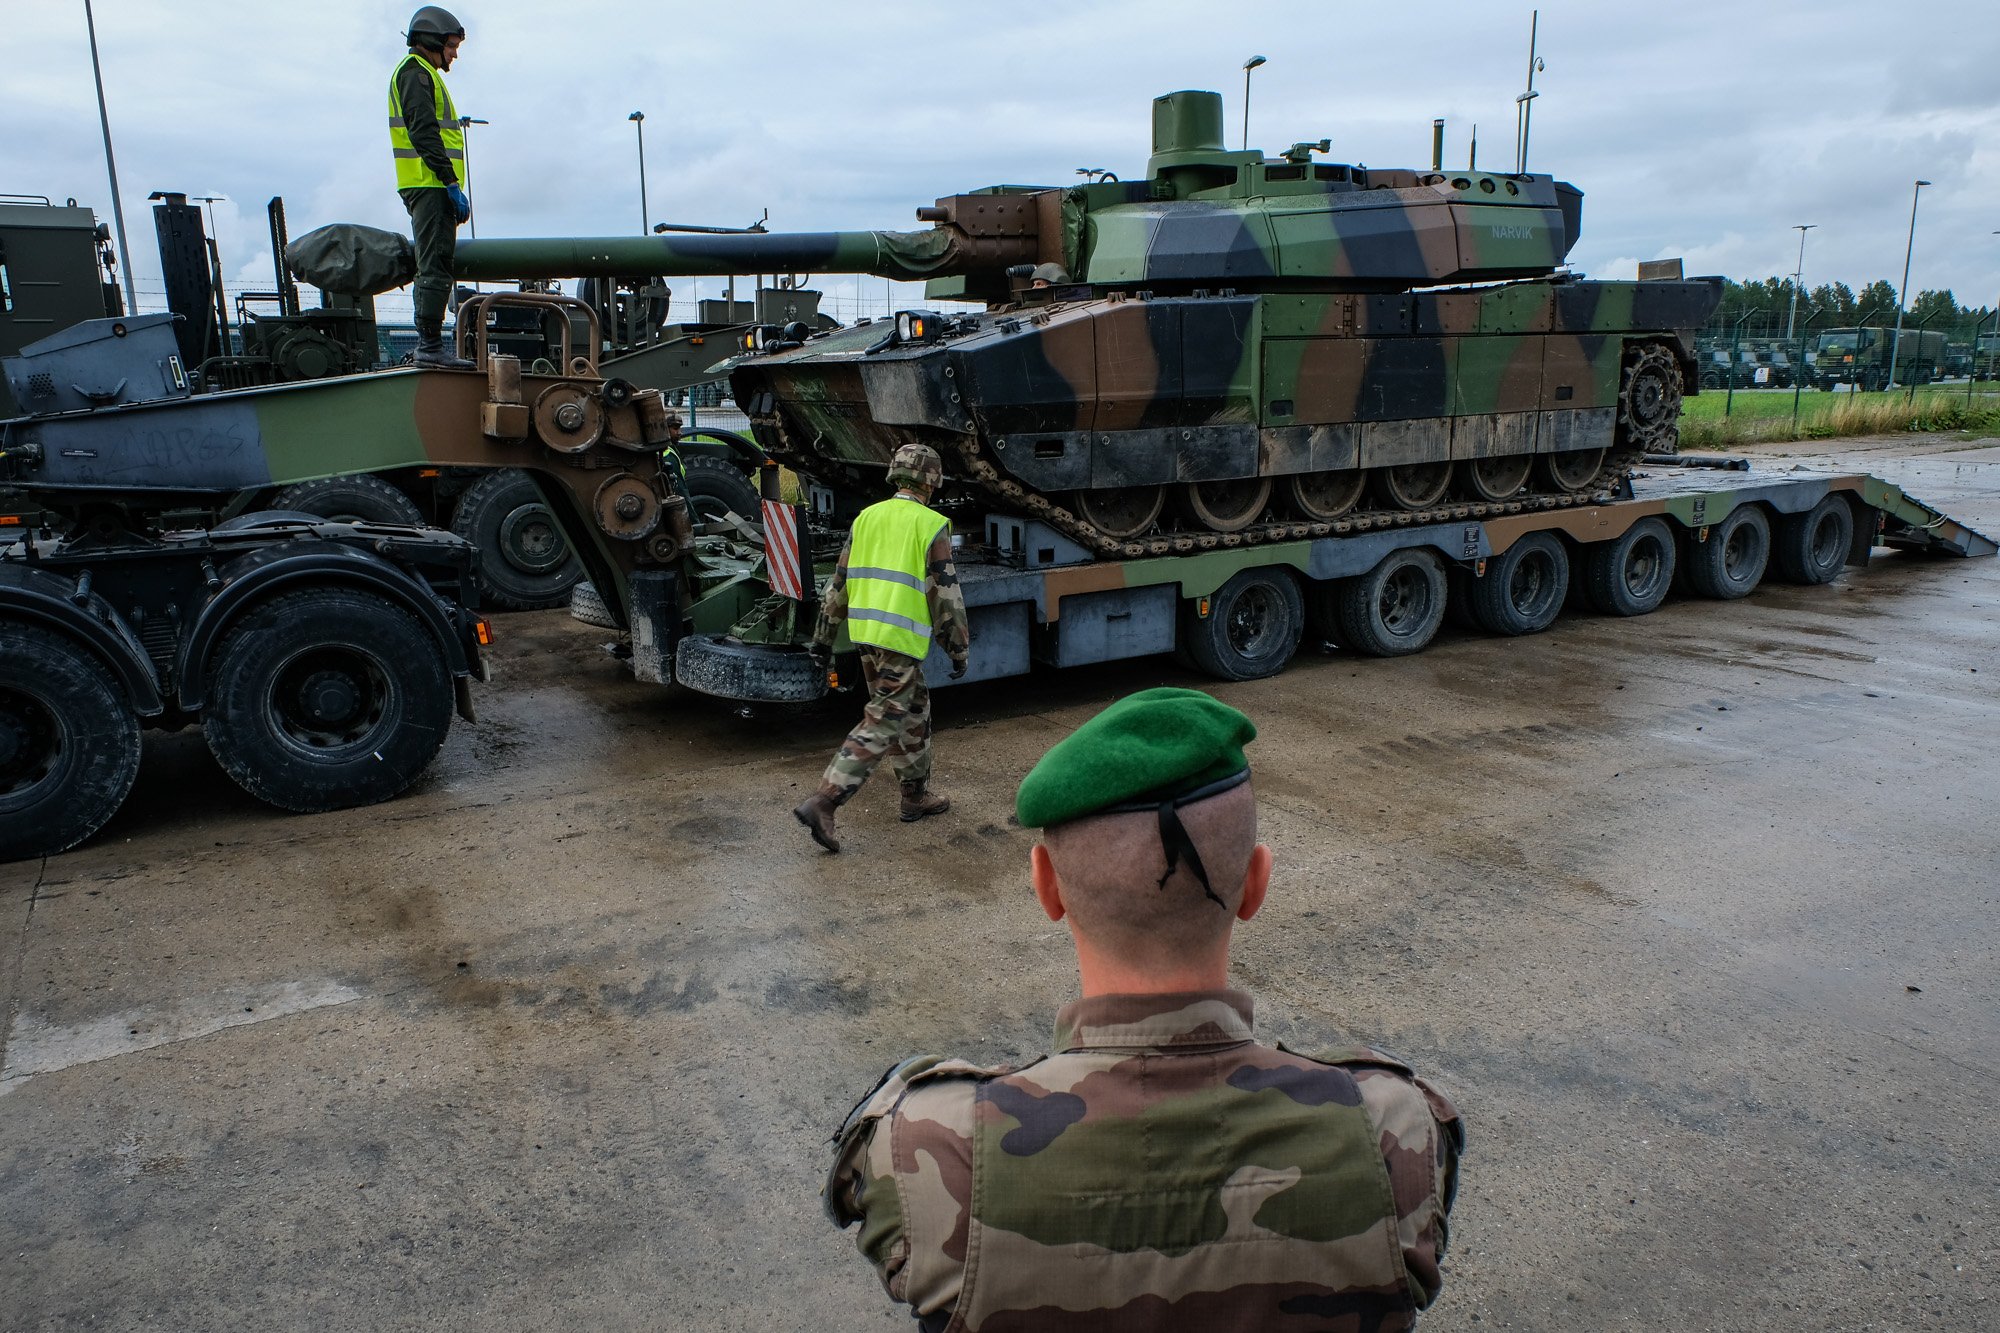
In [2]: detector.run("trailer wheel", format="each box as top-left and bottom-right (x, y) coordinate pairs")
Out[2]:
(202, 588), (453, 812)
(1773, 495), (1853, 585)
(274, 474), (425, 527)
(1182, 568), (1304, 681)
(1330, 548), (1447, 657)
(451, 469), (584, 610)
(1468, 532), (1570, 636)
(569, 581), (621, 629)
(0, 624), (143, 862)
(673, 635), (828, 702)
(1685, 504), (1770, 600)
(1582, 517), (1677, 617)
(682, 455), (763, 524)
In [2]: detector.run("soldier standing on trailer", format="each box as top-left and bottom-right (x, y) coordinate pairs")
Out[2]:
(793, 443), (969, 853)
(389, 6), (474, 369)
(826, 688), (1466, 1329)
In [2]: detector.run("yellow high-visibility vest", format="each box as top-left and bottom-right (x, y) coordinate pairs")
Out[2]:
(845, 496), (948, 658)
(387, 53), (465, 190)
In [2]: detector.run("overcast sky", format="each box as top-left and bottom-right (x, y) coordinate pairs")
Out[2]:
(5, 0), (1997, 326)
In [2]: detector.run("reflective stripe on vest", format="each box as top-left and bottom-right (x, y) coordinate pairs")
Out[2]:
(845, 496), (947, 658)
(388, 52), (465, 190)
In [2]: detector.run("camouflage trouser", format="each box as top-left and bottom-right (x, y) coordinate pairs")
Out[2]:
(820, 647), (931, 803)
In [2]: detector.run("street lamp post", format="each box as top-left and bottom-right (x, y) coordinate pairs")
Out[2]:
(1888, 179), (1930, 388)
(1785, 223), (1816, 343)
(83, 0), (138, 315)
(1241, 56), (1267, 151)
(629, 111), (649, 235)
(1514, 9), (1544, 173)
(457, 117), (488, 238)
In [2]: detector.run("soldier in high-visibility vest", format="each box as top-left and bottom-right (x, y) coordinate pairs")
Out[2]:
(794, 443), (971, 853)
(389, 6), (474, 370)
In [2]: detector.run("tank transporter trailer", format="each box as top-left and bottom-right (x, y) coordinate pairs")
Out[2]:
(1, 89), (1990, 862)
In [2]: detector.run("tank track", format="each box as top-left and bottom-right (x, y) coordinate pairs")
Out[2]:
(755, 415), (1648, 559)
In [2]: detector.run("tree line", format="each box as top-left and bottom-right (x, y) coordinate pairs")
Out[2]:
(1705, 276), (1997, 343)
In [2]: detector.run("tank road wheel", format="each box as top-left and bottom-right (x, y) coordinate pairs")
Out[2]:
(1331, 547), (1448, 657)
(451, 469), (584, 610)
(1685, 504), (1771, 600)
(1181, 568), (1304, 682)
(274, 474), (425, 526)
(1376, 462), (1453, 511)
(1541, 448), (1608, 495)
(1465, 454), (1534, 503)
(682, 454), (762, 524)
(1073, 486), (1165, 541)
(1178, 478), (1272, 534)
(0, 624), (143, 862)
(1618, 342), (1686, 451)
(1582, 516), (1677, 617)
(203, 588), (454, 812)
(1773, 495), (1855, 586)
(1284, 470), (1366, 522)
(1468, 532), (1570, 636)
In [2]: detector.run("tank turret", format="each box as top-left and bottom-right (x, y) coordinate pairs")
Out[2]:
(460, 90), (1719, 554)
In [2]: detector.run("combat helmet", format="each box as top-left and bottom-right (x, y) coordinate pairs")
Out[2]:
(887, 443), (943, 495)
(406, 6), (465, 50)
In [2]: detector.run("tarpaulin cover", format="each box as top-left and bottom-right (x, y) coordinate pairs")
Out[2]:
(286, 223), (418, 296)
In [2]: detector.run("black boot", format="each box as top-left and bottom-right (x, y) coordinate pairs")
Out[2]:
(413, 321), (474, 370)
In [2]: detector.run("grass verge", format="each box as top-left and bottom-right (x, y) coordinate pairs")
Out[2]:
(1678, 387), (2000, 449)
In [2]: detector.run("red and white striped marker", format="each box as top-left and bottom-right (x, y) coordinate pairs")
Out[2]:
(762, 499), (804, 601)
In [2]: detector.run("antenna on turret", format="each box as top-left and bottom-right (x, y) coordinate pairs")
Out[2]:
(1515, 9), (1545, 173)
(1432, 119), (1445, 172)
(1468, 124), (1477, 171)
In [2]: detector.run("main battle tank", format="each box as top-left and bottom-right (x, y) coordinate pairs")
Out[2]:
(456, 90), (1720, 554)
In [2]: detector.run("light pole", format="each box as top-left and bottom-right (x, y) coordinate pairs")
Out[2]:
(1888, 179), (1930, 388)
(1785, 224), (1816, 343)
(457, 117), (488, 238)
(83, 0), (137, 315)
(1241, 56), (1267, 151)
(1514, 9), (1544, 173)
(629, 111), (649, 235)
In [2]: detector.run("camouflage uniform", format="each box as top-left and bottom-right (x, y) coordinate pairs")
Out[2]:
(827, 989), (1464, 1331)
(808, 460), (970, 807)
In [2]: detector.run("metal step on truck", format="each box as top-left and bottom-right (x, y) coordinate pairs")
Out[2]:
(669, 455), (1997, 706)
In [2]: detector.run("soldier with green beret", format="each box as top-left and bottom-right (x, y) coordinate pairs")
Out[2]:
(793, 442), (970, 853)
(826, 687), (1465, 1331)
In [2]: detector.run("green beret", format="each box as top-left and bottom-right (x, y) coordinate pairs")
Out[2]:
(1016, 687), (1256, 829)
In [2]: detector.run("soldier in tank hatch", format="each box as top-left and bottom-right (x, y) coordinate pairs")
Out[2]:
(826, 687), (1464, 1330)
(793, 442), (970, 853)
(389, 6), (475, 370)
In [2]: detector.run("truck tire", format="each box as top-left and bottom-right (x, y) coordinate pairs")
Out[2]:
(673, 635), (827, 702)
(0, 623), (143, 861)
(1582, 517), (1676, 617)
(274, 474), (425, 527)
(569, 581), (621, 629)
(1773, 495), (1854, 585)
(1467, 531), (1570, 636)
(202, 588), (454, 812)
(1182, 568), (1304, 681)
(1685, 504), (1770, 600)
(450, 469), (584, 610)
(683, 455), (762, 524)
(1330, 548), (1447, 657)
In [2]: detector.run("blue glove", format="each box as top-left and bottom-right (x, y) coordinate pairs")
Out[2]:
(446, 184), (471, 224)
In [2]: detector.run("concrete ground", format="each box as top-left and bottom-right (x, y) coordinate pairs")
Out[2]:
(3, 434), (1994, 1332)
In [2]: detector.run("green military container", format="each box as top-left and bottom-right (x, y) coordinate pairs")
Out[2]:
(0, 197), (123, 416)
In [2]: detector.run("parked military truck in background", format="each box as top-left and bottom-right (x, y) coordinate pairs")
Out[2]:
(1812, 326), (1945, 390)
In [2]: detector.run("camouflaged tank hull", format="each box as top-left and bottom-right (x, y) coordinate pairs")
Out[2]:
(732, 275), (1720, 556)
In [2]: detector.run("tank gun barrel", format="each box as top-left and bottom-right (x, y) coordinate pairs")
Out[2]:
(454, 222), (1039, 285)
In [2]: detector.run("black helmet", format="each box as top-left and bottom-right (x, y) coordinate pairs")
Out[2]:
(405, 6), (464, 50)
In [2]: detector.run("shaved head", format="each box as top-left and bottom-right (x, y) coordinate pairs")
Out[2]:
(1039, 779), (1261, 973)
